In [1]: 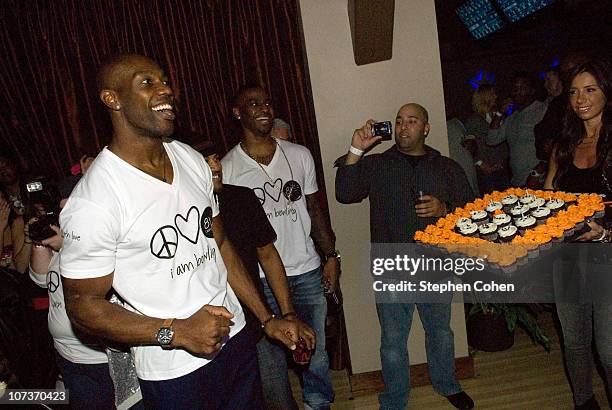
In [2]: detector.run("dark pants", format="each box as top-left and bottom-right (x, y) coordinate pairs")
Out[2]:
(139, 328), (263, 410)
(55, 352), (115, 410)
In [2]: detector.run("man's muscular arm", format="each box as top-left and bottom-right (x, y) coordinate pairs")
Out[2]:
(306, 192), (340, 292)
(63, 274), (233, 355)
(213, 216), (315, 349)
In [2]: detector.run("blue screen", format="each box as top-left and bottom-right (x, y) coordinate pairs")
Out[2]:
(456, 0), (505, 40)
(495, 0), (556, 23)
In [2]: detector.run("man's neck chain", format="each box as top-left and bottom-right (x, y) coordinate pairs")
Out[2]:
(240, 140), (276, 166)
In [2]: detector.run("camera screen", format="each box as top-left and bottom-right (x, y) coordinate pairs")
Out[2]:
(372, 121), (393, 140)
(26, 181), (43, 192)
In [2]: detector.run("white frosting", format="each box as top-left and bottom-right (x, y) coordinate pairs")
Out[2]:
(485, 201), (503, 213)
(493, 213), (512, 225)
(470, 210), (488, 220)
(546, 198), (565, 210)
(459, 222), (478, 235)
(498, 225), (518, 238)
(520, 194), (536, 204)
(528, 197), (546, 208)
(510, 204), (530, 216)
(515, 215), (537, 228)
(501, 194), (518, 205)
(478, 223), (498, 235)
(455, 217), (472, 228)
(531, 206), (551, 218)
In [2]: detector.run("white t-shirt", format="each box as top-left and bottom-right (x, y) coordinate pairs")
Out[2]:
(30, 253), (108, 364)
(222, 138), (321, 277)
(59, 140), (245, 381)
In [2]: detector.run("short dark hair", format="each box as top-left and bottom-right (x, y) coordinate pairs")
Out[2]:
(231, 83), (266, 108)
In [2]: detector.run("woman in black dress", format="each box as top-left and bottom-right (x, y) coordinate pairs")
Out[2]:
(544, 59), (611, 410)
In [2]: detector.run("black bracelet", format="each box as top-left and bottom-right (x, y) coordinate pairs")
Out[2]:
(282, 311), (297, 319)
(260, 314), (276, 329)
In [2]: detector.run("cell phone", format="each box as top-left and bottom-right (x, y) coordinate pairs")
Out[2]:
(372, 121), (392, 140)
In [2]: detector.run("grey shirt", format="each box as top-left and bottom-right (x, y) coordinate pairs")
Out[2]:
(487, 100), (548, 186)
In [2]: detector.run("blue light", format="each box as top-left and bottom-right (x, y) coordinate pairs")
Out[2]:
(551, 58), (560, 68)
(539, 71), (546, 79)
(469, 69), (495, 89)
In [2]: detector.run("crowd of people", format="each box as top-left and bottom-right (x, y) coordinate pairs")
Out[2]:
(0, 51), (610, 410)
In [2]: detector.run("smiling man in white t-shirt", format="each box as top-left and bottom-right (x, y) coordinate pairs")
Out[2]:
(59, 55), (306, 409)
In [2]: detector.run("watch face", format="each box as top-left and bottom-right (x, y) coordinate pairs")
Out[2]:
(157, 327), (174, 345)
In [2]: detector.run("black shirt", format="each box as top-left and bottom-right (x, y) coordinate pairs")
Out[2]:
(336, 145), (476, 242)
(217, 184), (277, 340)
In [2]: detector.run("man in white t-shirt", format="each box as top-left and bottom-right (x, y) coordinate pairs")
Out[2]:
(59, 55), (306, 409)
(222, 85), (340, 410)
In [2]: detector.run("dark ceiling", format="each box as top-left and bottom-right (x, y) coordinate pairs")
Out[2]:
(434, 0), (612, 62)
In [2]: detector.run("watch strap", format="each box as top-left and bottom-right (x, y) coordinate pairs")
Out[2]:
(162, 318), (175, 329)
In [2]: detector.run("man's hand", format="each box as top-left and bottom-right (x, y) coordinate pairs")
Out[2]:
(351, 119), (383, 152)
(264, 317), (316, 351)
(415, 195), (447, 218)
(322, 257), (340, 293)
(173, 304), (234, 356)
(41, 225), (63, 251)
(576, 220), (605, 242)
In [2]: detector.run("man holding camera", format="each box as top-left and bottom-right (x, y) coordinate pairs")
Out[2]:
(59, 55), (304, 409)
(335, 103), (475, 410)
(222, 85), (338, 410)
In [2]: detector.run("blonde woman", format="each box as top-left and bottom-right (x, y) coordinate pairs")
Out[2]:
(464, 84), (510, 193)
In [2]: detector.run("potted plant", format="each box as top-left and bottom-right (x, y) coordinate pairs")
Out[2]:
(466, 303), (551, 352)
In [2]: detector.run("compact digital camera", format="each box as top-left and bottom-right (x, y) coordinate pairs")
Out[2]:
(372, 121), (393, 140)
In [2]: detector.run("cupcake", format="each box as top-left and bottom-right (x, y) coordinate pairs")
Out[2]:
(478, 223), (498, 241)
(546, 198), (565, 214)
(492, 213), (512, 228)
(485, 201), (503, 214)
(454, 217), (472, 233)
(519, 193), (536, 206)
(531, 206), (551, 224)
(515, 215), (537, 234)
(470, 210), (489, 225)
(509, 204), (530, 221)
(528, 197), (546, 209)
(501, 194), (518, 211)
(498, 225), (518, 242)
(459, 222), (479, 237)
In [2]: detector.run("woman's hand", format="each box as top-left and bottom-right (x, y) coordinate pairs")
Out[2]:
(576, 220), (605, 241)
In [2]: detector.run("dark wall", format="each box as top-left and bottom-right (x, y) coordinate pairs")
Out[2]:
(435, 0), (612, 121)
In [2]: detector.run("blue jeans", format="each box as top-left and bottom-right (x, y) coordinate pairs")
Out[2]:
(556, 303), (612, 406)
(261, 266), (334, 409)
(55, 352), (115, 410)
(256, 336), (299, 410)
(376, 302), (462, 410)
(138, 328), (263, 410)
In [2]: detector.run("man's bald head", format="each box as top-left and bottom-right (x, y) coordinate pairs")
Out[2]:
(96, 54), (159, 93)
(397, 103), (429, 123)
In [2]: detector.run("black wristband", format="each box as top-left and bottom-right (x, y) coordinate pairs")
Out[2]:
(260, 314), (276, 329)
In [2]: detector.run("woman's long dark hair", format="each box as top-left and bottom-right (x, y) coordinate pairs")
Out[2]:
(553, 59), (612, 189)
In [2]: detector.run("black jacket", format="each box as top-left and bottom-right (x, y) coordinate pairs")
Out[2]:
(335, 145), (475, 243)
